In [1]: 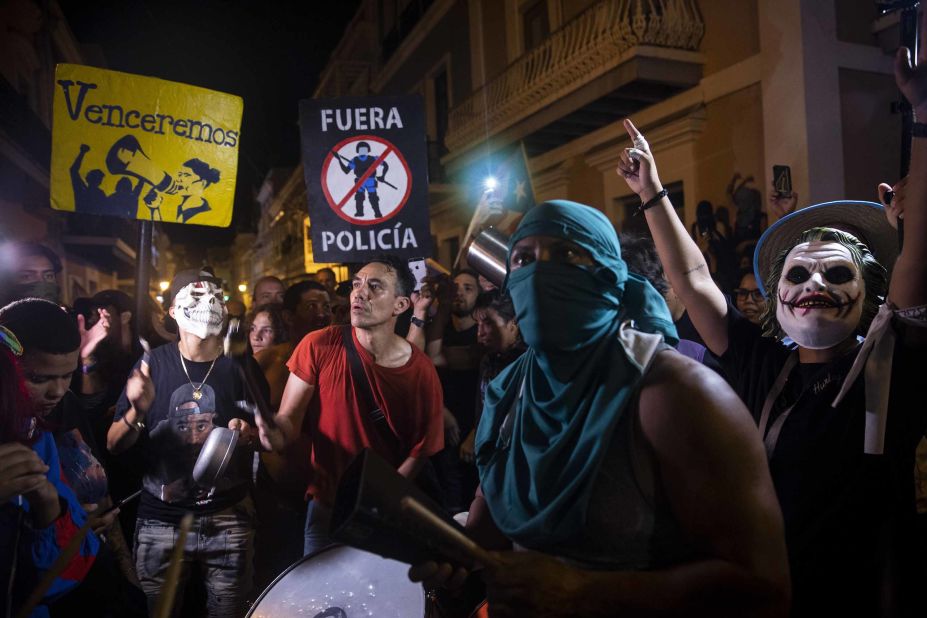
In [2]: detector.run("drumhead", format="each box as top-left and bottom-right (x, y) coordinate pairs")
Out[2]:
(247, 544), (425, 618)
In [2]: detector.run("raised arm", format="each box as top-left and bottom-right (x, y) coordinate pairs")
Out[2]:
(890, 21), (927, 309)
(617, 119), (731, 355)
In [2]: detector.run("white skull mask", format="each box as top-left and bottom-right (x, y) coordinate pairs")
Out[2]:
(173, 280), (226, 339)
(774, 240), (865, 350)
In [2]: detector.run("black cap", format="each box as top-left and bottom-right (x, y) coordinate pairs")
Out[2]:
(91, 289), (134, 314)
(170, 269), (222, 299)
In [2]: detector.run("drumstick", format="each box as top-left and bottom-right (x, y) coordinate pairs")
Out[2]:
(16, 518), (93, 618)
(153, 512), (193, 618)
(399, 496), (501, 570)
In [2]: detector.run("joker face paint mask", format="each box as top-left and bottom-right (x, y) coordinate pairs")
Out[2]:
(775, 240), (864, 350)
(173, 280), (226, 339)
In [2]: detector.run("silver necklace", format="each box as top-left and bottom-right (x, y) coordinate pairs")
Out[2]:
(179, 344), (219, 401)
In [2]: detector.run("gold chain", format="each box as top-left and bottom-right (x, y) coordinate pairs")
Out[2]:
(178, 344), (219, 401)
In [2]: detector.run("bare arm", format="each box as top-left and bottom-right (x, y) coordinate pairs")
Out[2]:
(617, 119), (730, 356)
(482, 353), (789, 618)
(106, 407), (146, 454)
(77, 310), (110, 396)
(397, 455), (425, 478)
(406, 289), (434, 351)
(107, 361), (153, 454)
(630, 353), (789, 615)
(890, 31), (927, 309)
(256, 371), (315, 453)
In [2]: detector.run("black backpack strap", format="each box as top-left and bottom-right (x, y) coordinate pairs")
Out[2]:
(341, 325), (399, 450)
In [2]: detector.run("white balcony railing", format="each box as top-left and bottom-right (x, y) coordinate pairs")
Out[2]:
(445, 0), (704, 153)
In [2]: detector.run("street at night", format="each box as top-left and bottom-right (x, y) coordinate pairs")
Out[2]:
(2, 1), (926, 616)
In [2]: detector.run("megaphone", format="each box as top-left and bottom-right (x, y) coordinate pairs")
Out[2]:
(331, 449), (494, 570)
(106, 135), (177, 193)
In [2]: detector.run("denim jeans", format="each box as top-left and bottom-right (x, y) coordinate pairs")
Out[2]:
(134, 497), (256, 618)
(302, 500), (335, 557)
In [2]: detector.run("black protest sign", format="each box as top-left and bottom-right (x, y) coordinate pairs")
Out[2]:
(299, 95), (431, 262)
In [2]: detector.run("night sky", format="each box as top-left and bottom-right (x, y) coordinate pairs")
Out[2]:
(60, 0), (361, 247)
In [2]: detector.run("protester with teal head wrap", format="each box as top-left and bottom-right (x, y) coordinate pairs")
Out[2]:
(475, 200), (678, 546)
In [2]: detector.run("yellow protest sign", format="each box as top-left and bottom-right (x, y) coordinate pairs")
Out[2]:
(50, 64), (243, 227)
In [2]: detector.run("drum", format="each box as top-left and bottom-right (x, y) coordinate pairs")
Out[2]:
(247, 544), (425, 618)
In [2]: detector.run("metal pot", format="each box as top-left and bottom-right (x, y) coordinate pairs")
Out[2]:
(466, 227), (510, 288)
(193, 427), (239, 489)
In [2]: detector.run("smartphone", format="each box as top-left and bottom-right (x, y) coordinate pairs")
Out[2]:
(773, 165), (792, 198)
(408, 258), (427, 292)
(101, 489), (142, 515)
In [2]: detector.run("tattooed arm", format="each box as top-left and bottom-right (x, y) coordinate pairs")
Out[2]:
(616, 119), (731, 355)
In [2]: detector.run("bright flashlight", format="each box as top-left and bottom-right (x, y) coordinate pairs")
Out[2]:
(484, 176), (498, 190)
(238, 283), (247, 293)
(158, 280), (169, 291)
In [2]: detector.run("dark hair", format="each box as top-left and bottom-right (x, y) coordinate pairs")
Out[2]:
(474, 290), (516, 323)
(182, 158), (221, 186)
(759, 227), (888, 340)
(11, 242), (62, 274)
(92, 289), (134, 314)
(618, 234), (669, 296)
(255, 275), (284, 289)
(736, 268), (757, 288)
(0, 298), (80, 354)
(283, 280), (328, 312)
(0, 346), (40, 444)
(367, 254), (415, 297)
(247, 303), (289, 345)
(452, 269), (479, 284)
(316, 268), (336, 279)
(335, 280), (352, 298)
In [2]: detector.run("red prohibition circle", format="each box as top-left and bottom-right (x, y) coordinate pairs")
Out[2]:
(320, 134), (413, 226)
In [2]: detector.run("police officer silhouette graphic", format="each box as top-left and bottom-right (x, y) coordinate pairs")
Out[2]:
(335, 141), (390, 219)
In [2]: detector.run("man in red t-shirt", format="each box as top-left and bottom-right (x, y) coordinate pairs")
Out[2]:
(257, 255), (444, 555)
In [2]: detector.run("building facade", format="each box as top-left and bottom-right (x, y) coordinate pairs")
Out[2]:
(295, 0), (902, 271)
(233, 167), (347, 302)
(0, 0), (169, 304)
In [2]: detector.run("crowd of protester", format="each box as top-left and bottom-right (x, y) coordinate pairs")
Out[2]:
(3, 28), (927, 618)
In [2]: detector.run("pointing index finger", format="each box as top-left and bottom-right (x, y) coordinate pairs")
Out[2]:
(624, 118), (642, 140)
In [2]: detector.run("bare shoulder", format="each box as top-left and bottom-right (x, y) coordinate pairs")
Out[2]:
(637, 350), (757, 443)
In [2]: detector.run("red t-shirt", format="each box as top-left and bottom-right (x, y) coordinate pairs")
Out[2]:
(287, 325), (444, 503)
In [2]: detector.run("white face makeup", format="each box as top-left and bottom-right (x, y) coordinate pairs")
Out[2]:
(173, 280), (226, 339)
(775, 240), (864, 350)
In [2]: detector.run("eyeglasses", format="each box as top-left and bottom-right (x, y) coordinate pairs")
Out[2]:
(733, 289), (764, 302)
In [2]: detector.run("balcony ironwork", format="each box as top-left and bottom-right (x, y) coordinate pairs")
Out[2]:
(445, 0), (704, 154)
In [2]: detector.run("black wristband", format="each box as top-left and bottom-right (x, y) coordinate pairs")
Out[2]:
(634, 189), (668, 217)
(914, 122), (927, 138)
(410, 315), (426, 328)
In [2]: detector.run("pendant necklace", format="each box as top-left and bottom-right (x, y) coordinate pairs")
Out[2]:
(179, 343), (219, 400)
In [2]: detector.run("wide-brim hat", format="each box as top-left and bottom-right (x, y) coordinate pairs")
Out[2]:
(754, 200), (898, 297)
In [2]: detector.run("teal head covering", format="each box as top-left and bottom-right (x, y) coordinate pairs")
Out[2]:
(475, 200), (677, 547)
